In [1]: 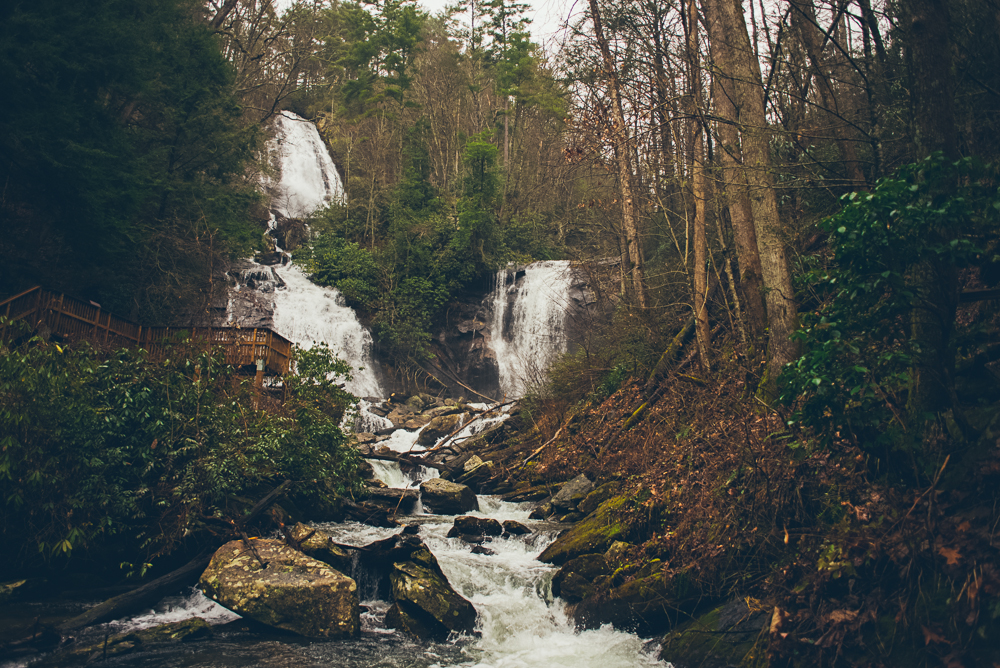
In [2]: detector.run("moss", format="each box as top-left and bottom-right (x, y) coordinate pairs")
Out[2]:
(658, 599), (768, 668)
(538, 496), (630, 565)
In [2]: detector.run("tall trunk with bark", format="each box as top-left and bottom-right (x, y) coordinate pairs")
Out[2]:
(902, 0), (963, 428)
(589, 0), (648, 309)
(703, 0), (799, 381)
(706, 5), (767, 344)
(685, 0), (711, 371)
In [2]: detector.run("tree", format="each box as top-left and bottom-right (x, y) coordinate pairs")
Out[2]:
(702, 0), (798, 381)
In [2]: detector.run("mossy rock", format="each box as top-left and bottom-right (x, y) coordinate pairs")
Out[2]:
(578, 482), (620, 515)
(538, 496), (630, 565)
(552, 553), (610, 603)
(290, 523), (353, 573)
(658, 599), (768, 668)
(389, 559), (477, 639)
(200, 539), (359, 638)
(571, 566), (704, 636)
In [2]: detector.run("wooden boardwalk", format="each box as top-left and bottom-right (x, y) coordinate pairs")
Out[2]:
(0, 286), (292, 375)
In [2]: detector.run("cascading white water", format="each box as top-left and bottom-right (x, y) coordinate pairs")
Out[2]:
(271, 262), (383, 398)
(490, 261), (575, 399)
(263, 111), (345, 219)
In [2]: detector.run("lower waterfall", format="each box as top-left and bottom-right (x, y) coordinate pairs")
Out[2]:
(489, 261), (575, 399)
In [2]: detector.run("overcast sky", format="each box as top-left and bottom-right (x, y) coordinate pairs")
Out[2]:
(416, 0), (582, 50)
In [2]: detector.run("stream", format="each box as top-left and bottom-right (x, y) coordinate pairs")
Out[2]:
(3, 443), (667, 668)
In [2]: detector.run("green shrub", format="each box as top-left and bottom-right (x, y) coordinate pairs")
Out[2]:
(0, 327), (361, 572)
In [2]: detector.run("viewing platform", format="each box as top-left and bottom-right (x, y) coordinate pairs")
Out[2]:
(0, 286), (292, 375)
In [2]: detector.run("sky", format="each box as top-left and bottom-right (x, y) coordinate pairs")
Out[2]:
(415, 0), (583, 51)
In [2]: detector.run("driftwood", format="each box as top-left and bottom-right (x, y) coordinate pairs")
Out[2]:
(426, 401), (515, 454)
(365, 452), (454, 472)
(57, 480), (293, 634)
(57, 550), (213, 633)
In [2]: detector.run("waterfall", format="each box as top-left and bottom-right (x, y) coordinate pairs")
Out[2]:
(233, 112), (384, 399)
(490, 261), (575, 399)
(263, 111), (345, 219)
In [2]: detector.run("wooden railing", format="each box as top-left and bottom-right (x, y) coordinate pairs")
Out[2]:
(0, 287), (292, 375)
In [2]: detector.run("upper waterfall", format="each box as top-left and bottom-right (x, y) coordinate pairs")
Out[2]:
(263, 111), (344, 219)
(489, 261), (575, 399)
(242, 111), (383, 398)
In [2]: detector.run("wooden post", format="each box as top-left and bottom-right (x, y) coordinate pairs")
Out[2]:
(254, 358), (265, 409)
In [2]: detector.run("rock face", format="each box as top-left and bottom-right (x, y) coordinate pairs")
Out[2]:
(199, 539), (360, 638)
(419, 478), (479, 515)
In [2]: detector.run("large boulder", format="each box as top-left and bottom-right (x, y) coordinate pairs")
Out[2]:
(657, 599), (770, 667)
(199, 539), (359, 638)
(550, 474), (594, 512)
(538, 496), (630, 565)
(387, 548), (477, 640)
(417, 413), (467, 446)
(448, 515), (503, 537)
(420, 478), (478, 515)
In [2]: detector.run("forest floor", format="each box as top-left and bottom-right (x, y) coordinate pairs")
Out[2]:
(479, 357), (1000, 668)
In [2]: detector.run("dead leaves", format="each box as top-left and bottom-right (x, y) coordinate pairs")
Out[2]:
(938, 545), (962, 566)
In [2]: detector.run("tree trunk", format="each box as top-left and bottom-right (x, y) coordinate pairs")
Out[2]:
(902, 0), (962, 423)
(685, 0), (711, 371)
(705, 5), (767, 344)
(589, 0), (648, 309)
(704, 0), (798, 378)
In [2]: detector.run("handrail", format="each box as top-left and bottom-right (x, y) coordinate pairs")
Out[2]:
(0, 287), (292, 375)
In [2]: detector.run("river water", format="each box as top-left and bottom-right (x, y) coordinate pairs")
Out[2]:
(22, 489), (665, 668)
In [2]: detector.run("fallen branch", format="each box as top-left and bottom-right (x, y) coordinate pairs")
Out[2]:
(364, 452), (455, 472)
(426, 401), (516, 453)
(519, 422), (568, 468)
(57, 550), (213, 633)
(57, 480), (293, 634)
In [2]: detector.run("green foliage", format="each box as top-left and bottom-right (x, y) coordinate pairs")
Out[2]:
(780, 155), (1000, 459)
(0, 326), (361, 572)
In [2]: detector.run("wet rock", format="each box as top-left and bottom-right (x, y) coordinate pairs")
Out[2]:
(417, 413), (467, 446)
(419, 478), (478, 515)
(289, 523), (353, 573)
(273, 216), (309, 251)
(342, 499), (401, 527)
(552, 553), (610, 603)
(571, 565), (701, 636)
(471, 545), (496, 556)
(426, 405), (463, 418)
(388, 558), (477, 640)
(528, 502), (553, 520)
(200, 539), (360, 638)
(452, 515), (503, 537)
(556, 511), (586, 523)
(550, 474), (593, 512)
(364, 487), (419, 513)
(404, 415), (432, 429)
(578, 482), (620, 515)
(502, 520), (531, 536)
(538, 496), (630, 565)
(405, 395), (426, 411)
(355, 432), (377, 444)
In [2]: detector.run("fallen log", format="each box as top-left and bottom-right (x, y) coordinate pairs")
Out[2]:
(57, 480), (293, 634)
(57, 550), (213, 633)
